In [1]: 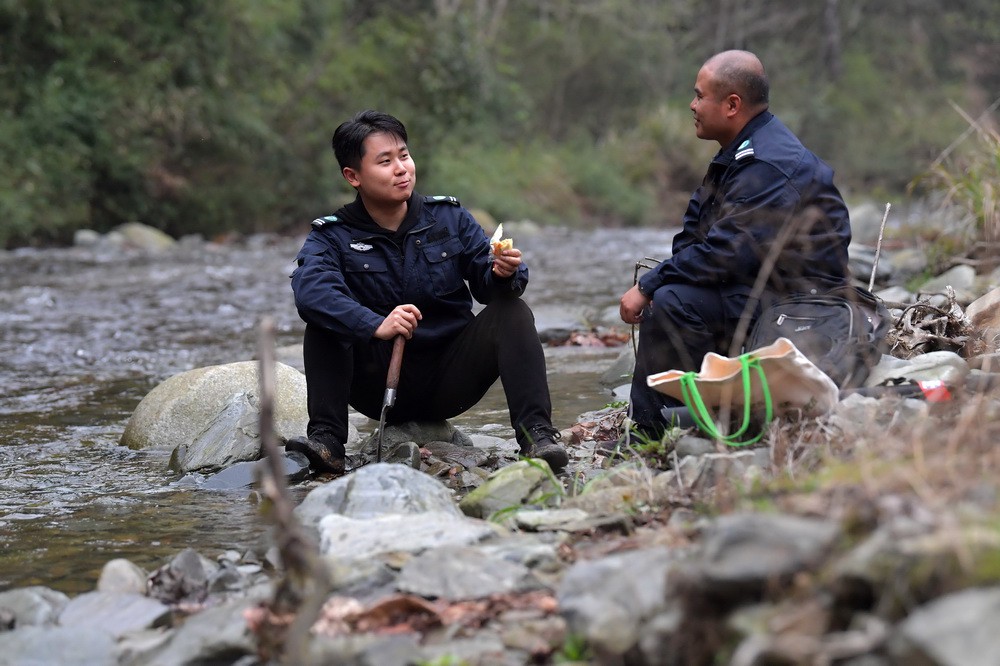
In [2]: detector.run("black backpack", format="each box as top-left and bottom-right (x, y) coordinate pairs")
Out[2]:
(746, 285), (892, 389)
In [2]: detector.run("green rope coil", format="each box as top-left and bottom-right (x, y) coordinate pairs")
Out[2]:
(678, 354), (774, 446)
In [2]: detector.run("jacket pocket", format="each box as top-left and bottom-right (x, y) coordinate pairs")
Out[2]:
(422, 237), (465, 296)
(343, 253), (390, 307)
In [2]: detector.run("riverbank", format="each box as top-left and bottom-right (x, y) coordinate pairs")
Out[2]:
(4, 217), (1000, 663)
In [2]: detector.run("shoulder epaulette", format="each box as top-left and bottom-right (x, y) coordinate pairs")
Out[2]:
(424, 195), (461, 206)
(311, 214), (339, 229)
(734, 139), (755, 161)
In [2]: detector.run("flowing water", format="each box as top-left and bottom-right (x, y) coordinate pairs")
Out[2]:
(0, 226), (672, 593)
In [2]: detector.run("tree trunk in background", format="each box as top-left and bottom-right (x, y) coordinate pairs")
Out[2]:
(823, 0), (843, 81)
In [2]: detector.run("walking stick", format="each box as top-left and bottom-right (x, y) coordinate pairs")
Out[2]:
(375, 335), (406, 462)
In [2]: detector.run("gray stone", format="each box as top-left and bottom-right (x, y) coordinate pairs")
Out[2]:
(891, 586), (1000, 666)
(295, 463), (460, 530)
(695, 513), (841, 596)
(918, 264), (977, 299)
(0, 626), (116, 665)
(147, 547), (214, 605)
(169, 391), (261, 473)
(396, 546), (540, 600)
(675, 434), (716, 457)
(137, 597), (256, 665)
(73, 229), (102, 247)
(558, 547), (678, 657)
(316, 511), (498, 559)
(600, 345), (636, 387)
(120, 361), (317, 451)
(0, 586), (70, 628)
(875, 285), (915, 306)
(199, 451), (310, 490)
(884, 247), (929, 281)
(97, 559), (148, 595)
(458, 460), (563, 519)
(58, 592), (171, 639)
(512, 508), (591, 531)
(307, 633), (422, 666)
(360, 421), (473, 455)
(420, 440), (492, 468)
(849, 202), (890, 246)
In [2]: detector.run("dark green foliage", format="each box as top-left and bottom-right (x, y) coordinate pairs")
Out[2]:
(0, 0), (997, 247)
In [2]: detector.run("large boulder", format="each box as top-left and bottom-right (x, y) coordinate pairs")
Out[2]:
(120, 361), (309, 451)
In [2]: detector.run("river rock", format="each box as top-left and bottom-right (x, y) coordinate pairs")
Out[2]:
(0, 625), (117, 666)
(295, 463), (460, 532)
(197, 451), (310, 490)
(458, 460), (563, 519)
(889, 586), (1000, 665)
(558, 547), (680, 659)
(115, 222), (176, 252)
(693, 513), (841, 600)
(0, 586), (70, 627)
(146, 547), (214, 605)
(315, 511), (499, 560)
(58, 591), (171, 639)
(848, 202), (889, 246)
(359, 420), (475, 455)
(120, 361), (313, 452)
(917, 264), (977, 301)
(876, 285), (915, 307)
(600, 345), (636, 387)
(885, 246), (929, 283)
(132, 597), (257, 666)
(396, 546), (541, 600)
(97, 558), (148, 595)
(168, 391), (262, 473)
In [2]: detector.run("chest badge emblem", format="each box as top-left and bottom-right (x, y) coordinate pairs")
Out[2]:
(350, 242), (373, 252)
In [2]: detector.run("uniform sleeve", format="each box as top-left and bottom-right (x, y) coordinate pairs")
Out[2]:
(455, 209), (528, 303)
(639, 162), (794, 294)
(290, 233), (384, 342)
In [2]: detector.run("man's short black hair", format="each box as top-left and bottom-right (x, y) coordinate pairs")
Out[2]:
(715, 60), (769, 108)
(331, 110), (408, 171)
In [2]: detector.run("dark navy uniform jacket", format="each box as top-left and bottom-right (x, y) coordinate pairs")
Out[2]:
(638, 111), (851, 298)
(291, 193), (527, 349)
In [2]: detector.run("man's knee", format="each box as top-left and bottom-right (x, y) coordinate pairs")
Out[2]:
(479, 297), (535, 331)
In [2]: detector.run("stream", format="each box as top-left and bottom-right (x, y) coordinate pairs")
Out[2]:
(0, 226), (673, 594)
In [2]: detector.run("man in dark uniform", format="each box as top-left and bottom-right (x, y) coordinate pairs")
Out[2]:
(289, 110), (567, 473)
(619, 50), (852, 434)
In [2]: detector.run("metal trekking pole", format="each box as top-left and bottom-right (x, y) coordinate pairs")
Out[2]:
(375, 335), (406, 463)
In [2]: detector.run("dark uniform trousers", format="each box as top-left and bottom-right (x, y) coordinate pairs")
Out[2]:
(629, 282), (763, 430)
(303, 297), (552, 447)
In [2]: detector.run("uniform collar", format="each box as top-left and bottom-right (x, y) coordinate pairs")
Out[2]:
(712, 110), (773, 165)
(339, 192), (423, 240)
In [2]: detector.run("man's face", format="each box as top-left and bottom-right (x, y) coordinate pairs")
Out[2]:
(690, 65), (731, 145)
(344, 132), (415, 204)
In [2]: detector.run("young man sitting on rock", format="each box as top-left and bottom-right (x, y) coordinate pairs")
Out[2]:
(288, 110), (567, 474)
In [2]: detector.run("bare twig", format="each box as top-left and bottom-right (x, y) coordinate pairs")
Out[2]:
(868, 203), (891, 292)
(256, 316), (331, 664)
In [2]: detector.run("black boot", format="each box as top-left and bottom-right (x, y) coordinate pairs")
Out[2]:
(517, 423), (569, 472)
(284, 436), (346, 475)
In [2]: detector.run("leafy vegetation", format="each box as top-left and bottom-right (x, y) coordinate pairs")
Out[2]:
(1, 0), (997, 248)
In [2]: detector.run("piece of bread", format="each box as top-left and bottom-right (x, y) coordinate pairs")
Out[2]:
(492, 238), (513, 256)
